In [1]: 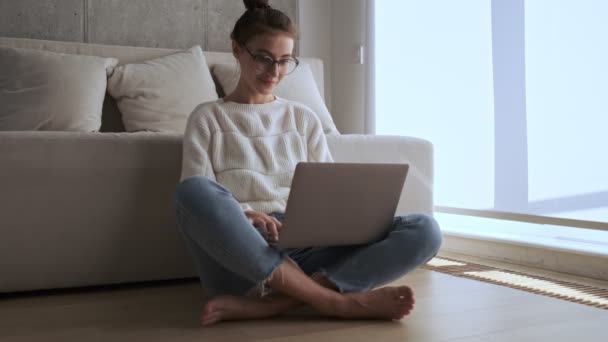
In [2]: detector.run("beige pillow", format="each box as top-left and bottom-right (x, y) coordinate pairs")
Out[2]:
(212, 63), (339, 135)
(107, 46), (218, 133)
(0, 46), (117, 131)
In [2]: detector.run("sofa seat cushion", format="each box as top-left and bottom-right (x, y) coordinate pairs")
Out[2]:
(107, 45), (218, 133)
(0, 46), (117, 132)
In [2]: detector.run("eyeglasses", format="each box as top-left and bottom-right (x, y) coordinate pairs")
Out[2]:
(241, 44), (299, 75)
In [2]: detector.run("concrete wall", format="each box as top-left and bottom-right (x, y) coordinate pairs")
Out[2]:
(0, 0), (297, 52)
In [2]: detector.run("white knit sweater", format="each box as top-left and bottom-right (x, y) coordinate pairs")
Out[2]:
(180, 97), (334, 213)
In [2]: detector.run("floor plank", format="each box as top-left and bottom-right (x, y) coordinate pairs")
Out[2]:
(1, 268), (606, 342)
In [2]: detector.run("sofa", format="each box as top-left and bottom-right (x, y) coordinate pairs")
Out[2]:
(0, 37), (434, 293)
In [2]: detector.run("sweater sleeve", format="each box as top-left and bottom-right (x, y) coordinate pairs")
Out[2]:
(180, 111), (216, 182)
(306, 114), (334, 163)
(239, 203), (254, 212)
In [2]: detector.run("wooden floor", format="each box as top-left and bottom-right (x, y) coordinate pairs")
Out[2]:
(1, 263), (607, 341)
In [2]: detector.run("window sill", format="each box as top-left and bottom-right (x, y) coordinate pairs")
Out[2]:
(435, 213), (608, 280)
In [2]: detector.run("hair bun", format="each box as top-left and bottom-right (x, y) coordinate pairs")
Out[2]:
(244, 0), (271, 11)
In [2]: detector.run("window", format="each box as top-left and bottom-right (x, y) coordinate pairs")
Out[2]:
(373, 0), (608, 230)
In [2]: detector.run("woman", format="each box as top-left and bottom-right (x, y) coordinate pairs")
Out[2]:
(173, 0), (442, 327)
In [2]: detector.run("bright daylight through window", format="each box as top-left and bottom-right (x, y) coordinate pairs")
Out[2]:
(373, 0), (608, 252)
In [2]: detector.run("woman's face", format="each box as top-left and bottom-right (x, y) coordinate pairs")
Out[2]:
(234, 32), (295, 98)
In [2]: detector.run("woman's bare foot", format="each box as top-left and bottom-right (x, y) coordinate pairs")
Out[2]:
(338, 285), (415, 320)
(201, 274), (337, 326)
(200, 284), (415, 326)
(200, 259), (416, 326)
(200, 295), (285, 326)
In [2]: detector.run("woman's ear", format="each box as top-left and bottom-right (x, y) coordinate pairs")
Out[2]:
(231, 40), (241, 60)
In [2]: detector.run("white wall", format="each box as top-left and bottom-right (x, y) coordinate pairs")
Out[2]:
(297, 0), (332, 109)
(298, 0), (368, 134)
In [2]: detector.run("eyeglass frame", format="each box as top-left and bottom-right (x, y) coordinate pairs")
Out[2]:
(239, 43), (300, 75)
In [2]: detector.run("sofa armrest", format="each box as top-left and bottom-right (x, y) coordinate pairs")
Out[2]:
(326, 134), (434, 215)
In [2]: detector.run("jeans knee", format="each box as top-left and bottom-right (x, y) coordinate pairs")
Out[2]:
(417, 214), (443, 256)
(399, 213), (443, 257)
(173, 176), (224, 213)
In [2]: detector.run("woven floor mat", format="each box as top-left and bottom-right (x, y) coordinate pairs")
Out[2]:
(422, 257), (608, 310)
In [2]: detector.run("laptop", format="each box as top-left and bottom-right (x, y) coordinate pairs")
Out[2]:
(276, 162), (409, 248)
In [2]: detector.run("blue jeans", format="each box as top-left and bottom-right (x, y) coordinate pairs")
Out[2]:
(172, 176), (442, 297)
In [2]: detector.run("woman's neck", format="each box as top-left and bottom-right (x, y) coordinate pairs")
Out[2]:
(223, 94), (274, 104)
(224, 83), (275, 104)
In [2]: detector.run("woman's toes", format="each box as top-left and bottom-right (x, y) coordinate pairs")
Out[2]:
(396, 306), (410, 318)
(201, 314), (222, 326)
(200, 301), (224, 326)
(395, 288), (409, 301)
(400, 286), (415, 302)
(202, 302), (216, 315)
(201, 308), (224, 325)
(202, 309), (218, 319)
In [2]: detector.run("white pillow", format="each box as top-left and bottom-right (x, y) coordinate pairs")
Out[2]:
(212, 63), (339, 135)
(107, 46), (218, 133)
(0, 46), (117, 131)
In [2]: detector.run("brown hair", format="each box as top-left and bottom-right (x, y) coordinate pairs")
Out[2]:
(230, 0), (298, 45)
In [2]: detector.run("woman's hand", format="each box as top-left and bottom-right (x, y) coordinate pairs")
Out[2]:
(244, 210), (282, 243)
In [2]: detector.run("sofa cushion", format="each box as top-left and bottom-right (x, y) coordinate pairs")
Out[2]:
(0, 38), (330, 133)
(212, 63), (339, 135)
(0, 46), (117, 132)
(107, 45), (218, 133)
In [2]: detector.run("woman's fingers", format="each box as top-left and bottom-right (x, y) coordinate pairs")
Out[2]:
(248, 212), (282, 242)
(266, 222), (279, 242)
(262, 216), (280, 242)
(252, 217), (268, 233)
(270, 217), (282, 231)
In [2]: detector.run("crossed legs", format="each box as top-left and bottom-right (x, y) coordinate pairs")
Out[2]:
(173, 176), (441, 326)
